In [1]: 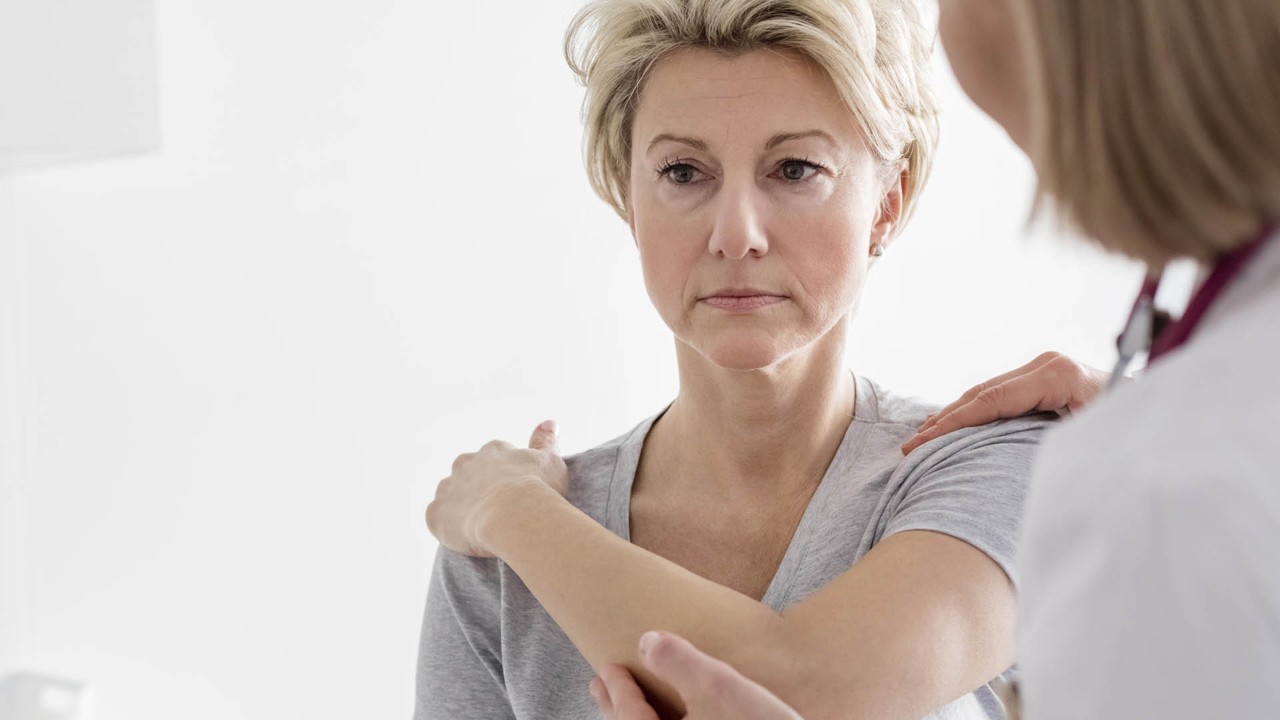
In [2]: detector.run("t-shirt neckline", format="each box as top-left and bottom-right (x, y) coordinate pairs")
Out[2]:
(602, 372), (879, 609)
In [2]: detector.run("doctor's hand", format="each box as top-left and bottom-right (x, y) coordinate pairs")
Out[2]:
(902, 351), (1110, 455)
(425, 420), (567, 557)
(590, 631), (804, 720)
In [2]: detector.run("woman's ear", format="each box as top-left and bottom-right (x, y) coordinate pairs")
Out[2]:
(871, 165), (908, 254)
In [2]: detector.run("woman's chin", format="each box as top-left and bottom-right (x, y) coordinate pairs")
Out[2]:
(701, 338), (790, 371)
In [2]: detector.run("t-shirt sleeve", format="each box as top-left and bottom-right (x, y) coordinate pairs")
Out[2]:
(882, 417), (1049, 587)
(413, 548), (517, 720)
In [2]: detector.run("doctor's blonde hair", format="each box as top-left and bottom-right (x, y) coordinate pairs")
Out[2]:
(563, 0), (939, 234)
(1017, 0), (1280, 267)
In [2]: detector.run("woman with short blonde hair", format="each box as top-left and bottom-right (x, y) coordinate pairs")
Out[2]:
(567, 0), (939, 228)
(415, 1), (1052, 719)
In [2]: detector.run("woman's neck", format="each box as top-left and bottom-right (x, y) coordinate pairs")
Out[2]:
(642, 328), (856, 501)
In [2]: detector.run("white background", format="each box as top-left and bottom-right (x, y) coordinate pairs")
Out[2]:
(0, 1), (1143, 719)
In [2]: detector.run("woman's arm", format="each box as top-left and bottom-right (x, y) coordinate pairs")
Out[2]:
(591, 632), (805, 720)
(488, 486), (1010, 719)
(428, 427), (1021, 720)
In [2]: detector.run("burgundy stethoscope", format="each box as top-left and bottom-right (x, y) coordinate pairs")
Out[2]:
(1110, 223), (1276, 389)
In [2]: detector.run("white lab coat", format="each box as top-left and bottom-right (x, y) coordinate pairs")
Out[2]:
(1017, 229), (1280, 719)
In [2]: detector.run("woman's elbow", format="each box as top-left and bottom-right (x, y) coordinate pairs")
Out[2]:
(739, 629), (890, 720)
(761, 622), (1002, 720)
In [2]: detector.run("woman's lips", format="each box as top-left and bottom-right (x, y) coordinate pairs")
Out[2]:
(700, 294), (788, 311)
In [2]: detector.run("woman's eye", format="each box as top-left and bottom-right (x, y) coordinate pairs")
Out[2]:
(662, 163), (703, 184)
(777, 160), (820, 181)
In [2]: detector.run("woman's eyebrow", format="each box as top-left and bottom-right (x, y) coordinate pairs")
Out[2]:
(646, 134), (709, 153)
(765, 130), (838, 150)
(645, 130), (838, 154)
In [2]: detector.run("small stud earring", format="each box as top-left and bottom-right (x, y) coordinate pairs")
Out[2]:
(871, 244), (885, 257)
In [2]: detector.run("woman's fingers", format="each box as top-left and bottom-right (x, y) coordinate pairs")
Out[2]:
(424, 428), (570, 555)
(526, 420), (570, 496)
(637, 631), (803, 719)
(528, 419), (560, 454)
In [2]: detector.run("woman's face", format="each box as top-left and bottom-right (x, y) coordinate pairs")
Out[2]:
(627, 48), (901, 372)
(937, 0), (1029, 148)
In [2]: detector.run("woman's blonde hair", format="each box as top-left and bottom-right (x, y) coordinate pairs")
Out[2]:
(564, 0), (939, 233)
(1017, 0), (1280, 267)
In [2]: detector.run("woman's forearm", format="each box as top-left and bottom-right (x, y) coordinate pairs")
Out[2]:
(476, 481), (788, 715)
(474, 481), (1011, 719)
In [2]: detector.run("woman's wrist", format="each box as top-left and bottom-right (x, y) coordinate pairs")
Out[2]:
(474, 478), (566, 557)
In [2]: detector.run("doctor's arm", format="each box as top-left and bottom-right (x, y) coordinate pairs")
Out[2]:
(427, 429), (1027, 720)
(1017, 463), (1280, 720)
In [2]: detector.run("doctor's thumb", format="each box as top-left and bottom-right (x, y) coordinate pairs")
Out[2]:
(637, 631), (719, 696)
(528, 419), (561, 455)
(638, 631), (805, 719)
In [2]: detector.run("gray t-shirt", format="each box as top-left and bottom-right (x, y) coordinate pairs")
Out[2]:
(414, 375), (1051, 719)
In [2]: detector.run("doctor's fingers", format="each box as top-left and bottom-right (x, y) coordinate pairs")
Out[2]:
(922, 352), (1065, 433)
(639, 632), (803, 720)
(903, 356), (1095, 454)
(595, 665), (660, 720)
(589, 675), (615, 718)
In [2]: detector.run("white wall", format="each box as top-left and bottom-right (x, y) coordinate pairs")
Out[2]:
(0, 1), (1143, 719)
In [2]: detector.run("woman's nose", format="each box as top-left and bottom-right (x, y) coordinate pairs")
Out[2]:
(706, 184), (769, 260)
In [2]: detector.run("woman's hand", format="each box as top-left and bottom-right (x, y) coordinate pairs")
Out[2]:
(590, 631), (804, 720)
(901, 352), (1109, 455)
(425, 420), (568, 557)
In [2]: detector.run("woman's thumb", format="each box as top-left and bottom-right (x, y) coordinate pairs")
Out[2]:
(529, 419), (560, 454)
